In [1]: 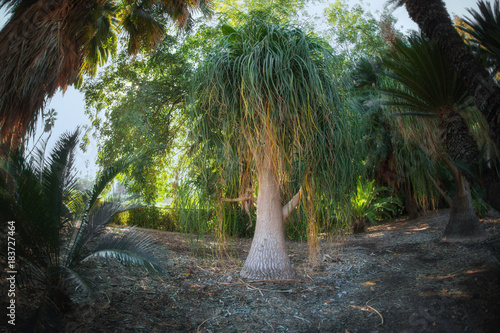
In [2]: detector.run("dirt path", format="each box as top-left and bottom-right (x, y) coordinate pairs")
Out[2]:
(17, 210), (500, 332)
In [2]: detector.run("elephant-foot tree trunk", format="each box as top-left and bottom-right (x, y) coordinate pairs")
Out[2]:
(240, 152), (295, 280)
(443, 173), (487, 242)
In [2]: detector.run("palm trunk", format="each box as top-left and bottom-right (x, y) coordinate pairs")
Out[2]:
(436, 108), (487, 240)
(403, 0), (500, 212)
(438, 107), (479, 165)
(240, 144), (295, 280)
(443, 170), (487, 241)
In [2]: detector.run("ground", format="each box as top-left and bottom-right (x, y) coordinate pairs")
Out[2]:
(7, 210), (500, 332)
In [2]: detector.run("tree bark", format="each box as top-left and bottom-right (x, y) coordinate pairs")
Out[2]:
(403, 0), (500, 212)
(443, 171), (487, 241)
(438, 107), (479, 166)
(282, 188), (302, 222)
(240, 146), (295, 280)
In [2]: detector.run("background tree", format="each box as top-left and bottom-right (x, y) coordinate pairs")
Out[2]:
(83, 31), (192, 203)
(190, 18), (365, 279)
(0, 0), (212, 148)
(324, 0), (388, 63)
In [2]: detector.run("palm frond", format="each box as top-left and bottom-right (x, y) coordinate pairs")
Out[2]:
(380, 33), (470, 113)
(461, 0), (500, 70)
(87, 227), (165, 277)
(120, 4), (165, 54)
(86, 153), (138, 210)
(68, 202), (136, 266)
(61, 266), (95, 296)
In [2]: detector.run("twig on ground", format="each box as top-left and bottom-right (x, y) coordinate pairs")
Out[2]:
(349, 304), (383, 325)
(196, 302), (224, 333)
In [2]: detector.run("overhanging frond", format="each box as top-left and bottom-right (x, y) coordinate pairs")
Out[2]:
(87, 227), (165, 277)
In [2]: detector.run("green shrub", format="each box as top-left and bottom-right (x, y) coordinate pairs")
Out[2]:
(350, 178), (402, 232)
(113, 206), (177, 231)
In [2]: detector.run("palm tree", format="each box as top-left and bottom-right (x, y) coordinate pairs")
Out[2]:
(387, 0), (500, 212)
(0, 129), (164, 331)
(190, 19), (364, 279)
(381, 34), (488, 241)
(0, 0), (212, 148)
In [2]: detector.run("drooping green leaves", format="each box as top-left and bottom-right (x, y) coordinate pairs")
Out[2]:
(189, 17), (366, 231)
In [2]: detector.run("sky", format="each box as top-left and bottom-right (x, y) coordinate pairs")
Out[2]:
(0, 0), (479, 178)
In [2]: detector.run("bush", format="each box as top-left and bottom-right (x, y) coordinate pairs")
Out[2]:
(112, 206), (177, 231)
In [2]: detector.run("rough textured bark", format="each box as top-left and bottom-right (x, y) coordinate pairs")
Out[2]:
(240, 147), (295, 280)
(438, 107), (480, 166)
(436, 108), (487, 240)
(443, 172), (487, 241)
(402, 0), (500, 212)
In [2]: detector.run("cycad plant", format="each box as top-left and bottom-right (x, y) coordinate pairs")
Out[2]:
(381, 33), (488, 241)
(350, 178), (401, 233)
(0, 129), (164, 332)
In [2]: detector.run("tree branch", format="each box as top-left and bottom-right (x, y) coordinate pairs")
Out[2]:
(282, 188), (302, 222)
(426, 171), (452, 207)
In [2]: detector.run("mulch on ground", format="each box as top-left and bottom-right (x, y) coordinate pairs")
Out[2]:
(5, 210), (500, 332)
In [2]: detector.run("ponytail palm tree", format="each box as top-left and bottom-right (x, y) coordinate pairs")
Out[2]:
(0, 0), (212, 147)
(0, 129), (164, 331)
(190, 19), (364, 279)
(381, 34), (487, 241)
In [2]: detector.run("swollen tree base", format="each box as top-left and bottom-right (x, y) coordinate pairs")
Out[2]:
(240, 148), (297, 280)
(442, 177), (488, 242)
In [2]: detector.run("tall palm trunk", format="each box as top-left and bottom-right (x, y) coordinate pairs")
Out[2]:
(240, 141), (295, 280)
(401, 0), (500, 212)
(402, 0), (500, 148)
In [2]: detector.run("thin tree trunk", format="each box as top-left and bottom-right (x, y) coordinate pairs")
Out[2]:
(240, 145), (295, 280)
(443, 171), (487, 241)
(405, 190), (420, 220)
(403, 0), (500, 212)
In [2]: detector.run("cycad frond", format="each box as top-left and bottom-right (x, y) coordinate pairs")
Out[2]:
(381, 34), (470, 113)
(41, 130), (79, 229)
(61, 266), (95, 295)
(68, 202), (134, 266)
(87, 227), (165, 277)
(87, 153), (138, 210)
(461, 0), (500, 70)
